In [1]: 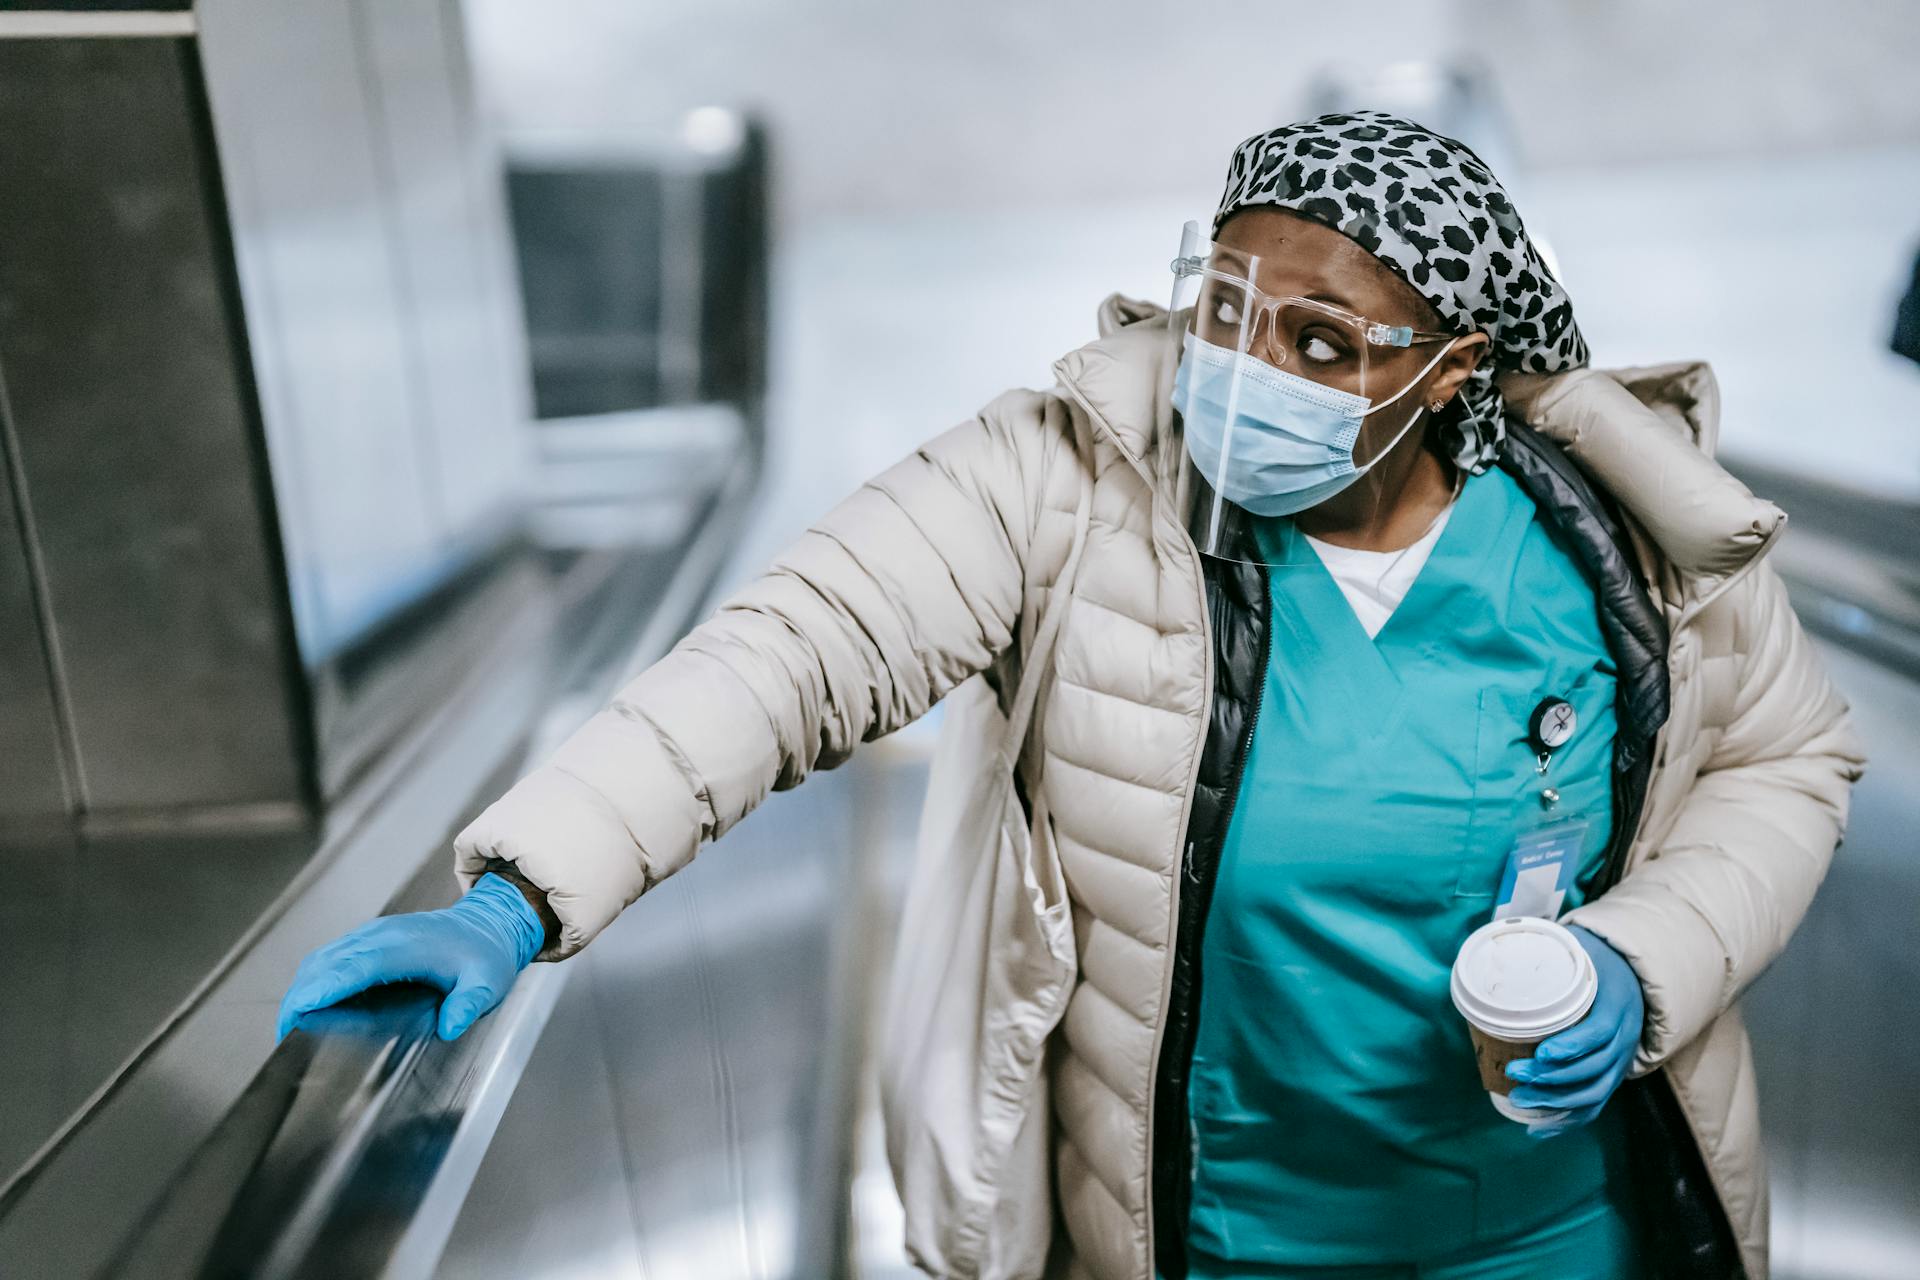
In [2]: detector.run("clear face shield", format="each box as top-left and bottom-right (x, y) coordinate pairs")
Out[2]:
(1166, 220), (1462, 566)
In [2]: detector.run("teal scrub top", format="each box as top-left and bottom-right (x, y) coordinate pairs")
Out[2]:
(1185, 466), (1629, 1272)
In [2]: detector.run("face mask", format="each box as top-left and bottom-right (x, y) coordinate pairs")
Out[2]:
(1174, 330), (1458, 518)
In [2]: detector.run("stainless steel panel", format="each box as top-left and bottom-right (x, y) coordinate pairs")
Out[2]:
(0, 826), (313, 1179)
(0, 831), (82, 1180)
(0, 36), (307, 817)
(195, 0), (538, 811)
(194, 0), (451, 662)
(22, 485), (743, 1278)
(0, 578), (561, 1277)
(355, 0), (533, 556)
(0, 419), (69, 822)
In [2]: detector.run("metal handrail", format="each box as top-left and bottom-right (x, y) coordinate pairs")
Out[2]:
(87, 459), (752, 1280)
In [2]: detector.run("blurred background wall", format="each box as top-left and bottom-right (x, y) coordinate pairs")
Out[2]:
(465, 0), (1920, 562)
(465, 0), (1919, 224)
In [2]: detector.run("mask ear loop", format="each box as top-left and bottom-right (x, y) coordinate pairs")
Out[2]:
(1360, 335), (1461, 419)
(1341, 335), (1462, 528)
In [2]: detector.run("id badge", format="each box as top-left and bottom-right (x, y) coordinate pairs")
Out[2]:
(1493, 820), (1590, 921)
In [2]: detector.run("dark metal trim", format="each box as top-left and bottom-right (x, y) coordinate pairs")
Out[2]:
(0, 354), (84, 812)
(177, 34), (323, 823)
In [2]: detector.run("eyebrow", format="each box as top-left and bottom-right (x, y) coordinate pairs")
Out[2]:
(1232, 247), (1394, 316)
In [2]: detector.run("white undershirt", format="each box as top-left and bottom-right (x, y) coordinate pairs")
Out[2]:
(1301, 502), (1456, 639)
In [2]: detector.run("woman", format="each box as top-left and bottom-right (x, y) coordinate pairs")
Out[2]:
(280, 112), (1864, 1279)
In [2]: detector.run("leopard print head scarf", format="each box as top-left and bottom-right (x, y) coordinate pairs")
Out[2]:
(1213, 110), (1587, 473)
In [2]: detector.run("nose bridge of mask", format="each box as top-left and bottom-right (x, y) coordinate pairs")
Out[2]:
(1174, 327), (1445, 525)
(1186, 326), (1454, 422)
(1182, 330), (1369, 428)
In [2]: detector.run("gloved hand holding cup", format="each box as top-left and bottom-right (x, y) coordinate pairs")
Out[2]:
(1505, 924), (1647, 1137)
(1449, 916), (1602, 1124)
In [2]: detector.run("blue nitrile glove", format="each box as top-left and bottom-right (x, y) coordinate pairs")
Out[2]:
(1505, 924), (1646, 1138)
(276, 873), (544, 1043)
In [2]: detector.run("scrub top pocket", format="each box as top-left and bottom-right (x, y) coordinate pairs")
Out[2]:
(1455, 665), (1618, 901)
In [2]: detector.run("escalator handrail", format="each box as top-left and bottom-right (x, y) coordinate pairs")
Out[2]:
(93, 458), (753, 1280)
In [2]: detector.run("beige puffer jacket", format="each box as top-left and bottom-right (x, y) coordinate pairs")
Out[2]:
(456, 299), (1865, 1280)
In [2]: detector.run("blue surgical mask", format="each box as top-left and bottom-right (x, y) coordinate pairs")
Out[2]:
(1174, 330), (1452, 517)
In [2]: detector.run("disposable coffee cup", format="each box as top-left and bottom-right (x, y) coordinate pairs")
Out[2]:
(1449, 917), (1598, 1123)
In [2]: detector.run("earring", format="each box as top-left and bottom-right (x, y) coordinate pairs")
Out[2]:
(1429, 400), (1446, 412)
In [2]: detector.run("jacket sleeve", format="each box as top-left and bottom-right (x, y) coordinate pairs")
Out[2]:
(1563, 564), (1868, 1072)
(453, 389), (1080, 958)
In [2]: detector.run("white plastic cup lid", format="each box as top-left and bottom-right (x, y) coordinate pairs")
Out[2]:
(1450, 917), (1597, 1041)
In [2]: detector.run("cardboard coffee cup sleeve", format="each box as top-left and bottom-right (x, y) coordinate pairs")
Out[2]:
(1468, 1025), (1539, 1095)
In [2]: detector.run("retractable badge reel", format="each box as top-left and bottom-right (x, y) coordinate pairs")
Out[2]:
(1492, 695), (1589, 921)
(1529, 695), (1577, 804)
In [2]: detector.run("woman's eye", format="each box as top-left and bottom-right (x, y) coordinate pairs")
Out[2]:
(1211, 297), (1243, 326)
(1301, 334), (1343, 363)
